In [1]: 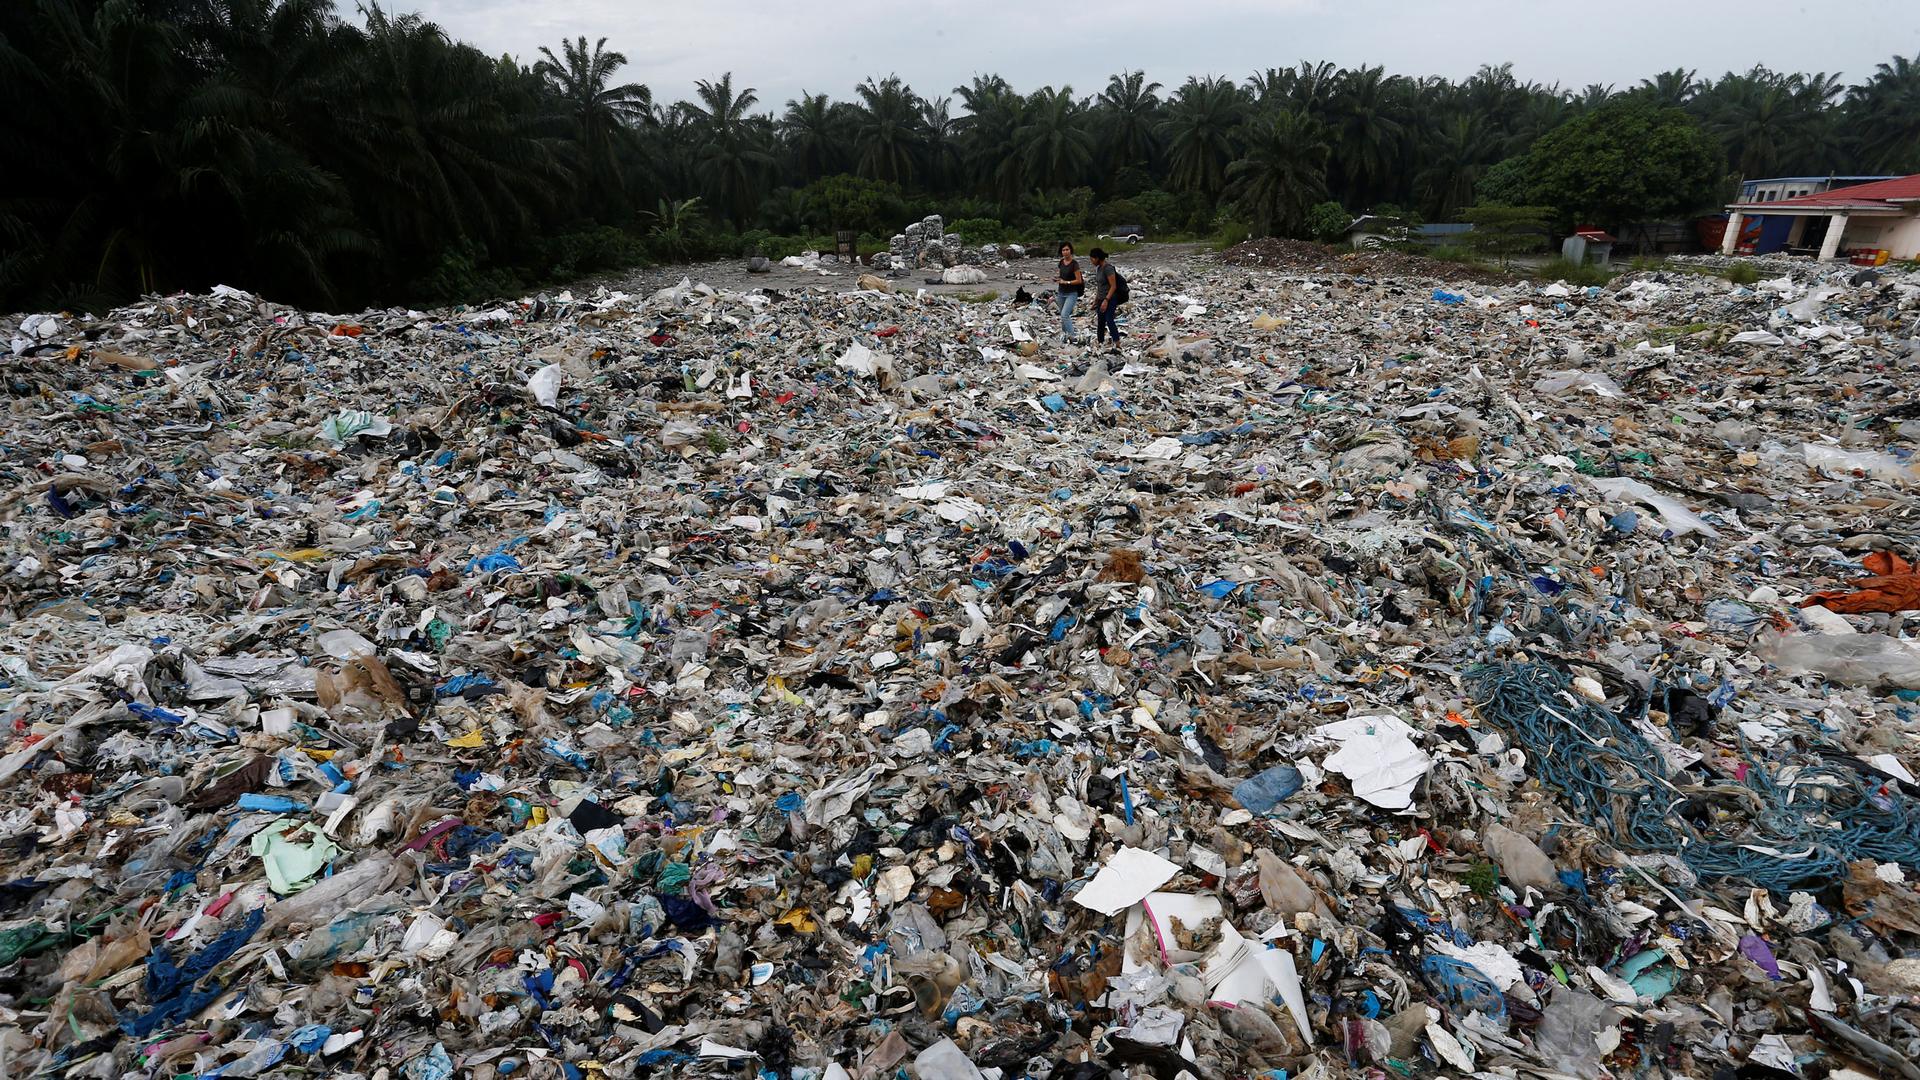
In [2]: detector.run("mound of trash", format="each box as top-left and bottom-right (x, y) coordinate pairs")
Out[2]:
(3, 255), (1920, 1079)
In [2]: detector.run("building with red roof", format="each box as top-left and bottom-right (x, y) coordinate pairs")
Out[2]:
(1722, 174), (1920, 262)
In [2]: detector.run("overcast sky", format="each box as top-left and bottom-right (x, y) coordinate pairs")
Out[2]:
(402, 0), (1920, 113)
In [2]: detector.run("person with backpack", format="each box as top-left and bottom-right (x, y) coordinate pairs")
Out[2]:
(1088, 247), (1128, 348)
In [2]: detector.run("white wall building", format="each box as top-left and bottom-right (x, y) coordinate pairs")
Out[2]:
(1722, 174), (1920, 261)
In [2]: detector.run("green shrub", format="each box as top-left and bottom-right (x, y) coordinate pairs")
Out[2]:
(410, 239), (525, 304)
(1536, 256), (1617, 287)
(1209, 217), (1254, 251)
(947, 217), (1007, 245)
(1025, 216), (1080, 247)
(1725, 262), (1760, 285)
(736, 229), (774, 256)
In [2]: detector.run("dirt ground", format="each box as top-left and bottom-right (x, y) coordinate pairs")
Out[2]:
(592, 241), (1212, 298)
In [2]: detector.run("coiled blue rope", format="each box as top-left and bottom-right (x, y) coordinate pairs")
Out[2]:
(1468, 662), (1920, 893)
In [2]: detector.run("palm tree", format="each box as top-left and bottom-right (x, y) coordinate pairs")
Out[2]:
(1702, 69), (1805, 178)
(1226, 111), (1330, 236)
(1159, 76), (1248, 199)
(643, 196), (706, 260)
(852, 75), (925, 185)
(1413, 113), (1496, 218)
(1325, 66), (1405, 206)
(920, 96), (961, 191)
(1248, 67), (1290, 108)
(1845, 55), (1920, 172)
(1097, 70), (1163, 169)
(1575, 83), (1617, 110)
(1017, 86), (1094, 190)
(1637, 68), (1698, 108)
(1506, 91), (1572, 157)
(1462, 63), (1523, 123)
(780, 92), (847, 180)
(684, 73), (772, 224)
(534, 35), (650, 206)
(345, 6), (562, 274)
(1285, 60), (1340, 119)
(954, 74), (1026, 203)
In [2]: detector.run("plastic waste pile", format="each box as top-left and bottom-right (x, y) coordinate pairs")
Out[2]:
(3, 254), (1920, 1080)
(889, 216), (963, 277)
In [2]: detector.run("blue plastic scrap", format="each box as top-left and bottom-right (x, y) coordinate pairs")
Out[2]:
(1232, 764), (1305, 815)
(235, 793), (308, 814)
(1199, 579), (1241, 599)
(402, 1043), (454, 1080)
(119, 908), (265, 1037)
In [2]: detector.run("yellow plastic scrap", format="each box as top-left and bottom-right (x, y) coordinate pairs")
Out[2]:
(444, 729), (488, 749)
(775, 907), (818, 934)
(766, 676), (805, 709)
(265, 548), (331, 563)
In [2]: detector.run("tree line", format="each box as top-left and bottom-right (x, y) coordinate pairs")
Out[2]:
(3, 0), (1918, 313)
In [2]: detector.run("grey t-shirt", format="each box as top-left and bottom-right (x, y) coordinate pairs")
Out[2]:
(1056, 258), (1084, 294)
(1091, 263), (1118, 304)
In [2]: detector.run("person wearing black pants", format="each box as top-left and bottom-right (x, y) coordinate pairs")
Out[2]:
(1089, 247), (1121, 347)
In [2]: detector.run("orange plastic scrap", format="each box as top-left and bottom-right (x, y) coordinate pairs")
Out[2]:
(1802, 551), (1920, 614)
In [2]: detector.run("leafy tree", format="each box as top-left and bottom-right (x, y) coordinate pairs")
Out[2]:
(796, 174), (900, 234)
(1476, 156), (1533, 205)
(1458, 204), (1554, 266)
(1306, 201), (1351, 242)
(1525, 101), (1724, 226)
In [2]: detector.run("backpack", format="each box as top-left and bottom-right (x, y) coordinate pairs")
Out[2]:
(1111, 269), (1130, 306)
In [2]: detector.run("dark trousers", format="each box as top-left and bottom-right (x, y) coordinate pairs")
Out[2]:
(1095, 299), (1120, 342)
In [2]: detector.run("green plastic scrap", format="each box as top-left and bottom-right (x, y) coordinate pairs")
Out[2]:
(318, 409), (392, 447)
(1620, 947), (1683, 1001)
(249, 819), (344, 895)
(656, 861), (693, 895)
(0, 922), (56, 965)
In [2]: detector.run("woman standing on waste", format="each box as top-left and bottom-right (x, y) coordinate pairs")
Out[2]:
(1056, 241), (1085, 344)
